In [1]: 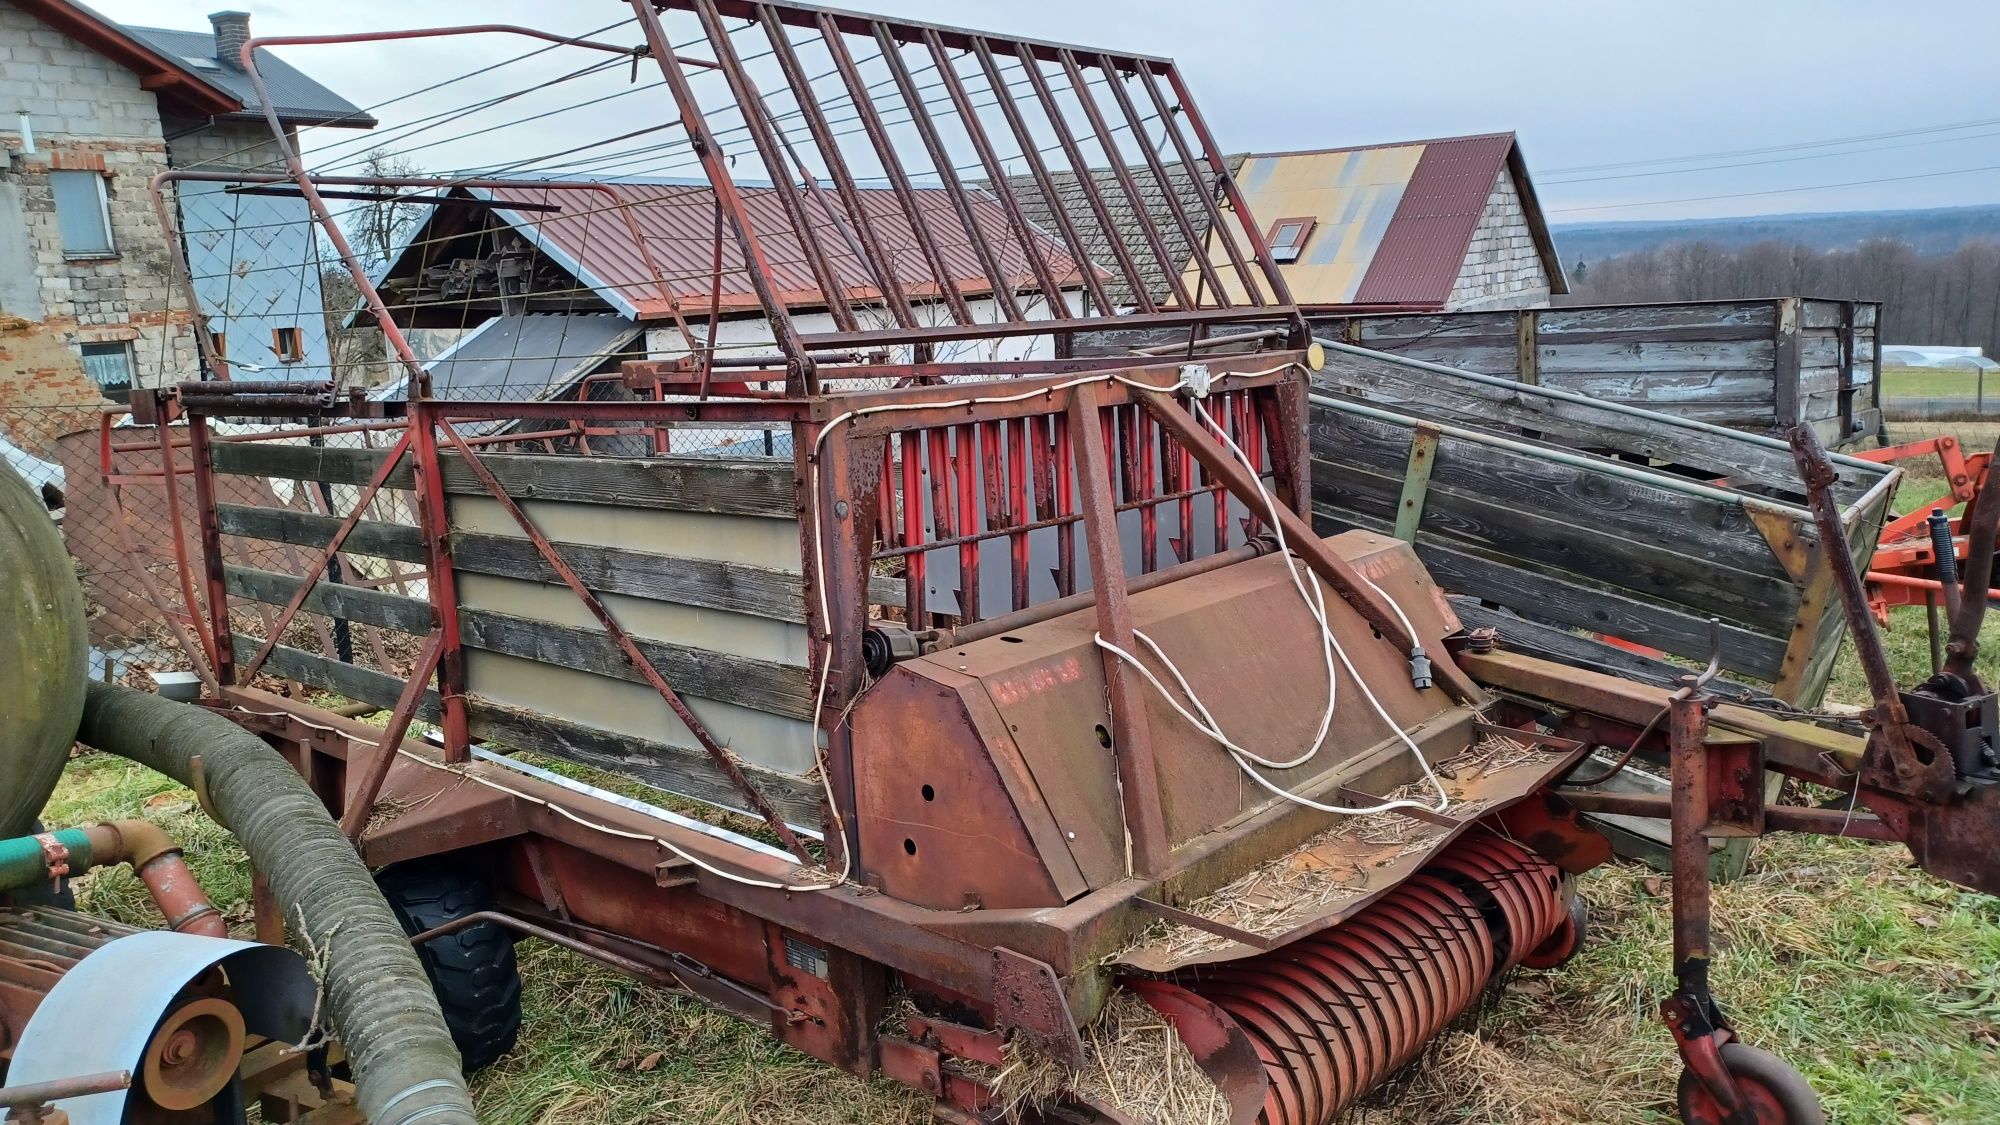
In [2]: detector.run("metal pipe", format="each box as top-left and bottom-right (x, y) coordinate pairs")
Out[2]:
(0, 1071), (132, 1110)
(1132, 327), (1288, 356)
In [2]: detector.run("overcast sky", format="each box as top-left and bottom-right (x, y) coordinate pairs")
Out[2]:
(88, 0), (2000, 225)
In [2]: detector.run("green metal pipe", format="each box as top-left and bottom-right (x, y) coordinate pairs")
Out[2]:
(0, 828), (93, 891)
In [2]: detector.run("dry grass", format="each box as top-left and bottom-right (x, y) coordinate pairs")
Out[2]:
(1071, 992), (1231, 1125)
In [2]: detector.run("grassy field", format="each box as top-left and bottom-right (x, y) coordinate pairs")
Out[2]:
(1880, 364), (1997, 401)
(39, 421), (2000, 1124)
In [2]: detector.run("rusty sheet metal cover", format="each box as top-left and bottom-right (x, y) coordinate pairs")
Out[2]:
(851, 532), (1466, 909)
(1112, 735), (1588, 974)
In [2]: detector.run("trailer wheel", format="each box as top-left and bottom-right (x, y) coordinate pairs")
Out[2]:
(1677, 1044), (1825, 1125)
(376, 858), (522, 1073)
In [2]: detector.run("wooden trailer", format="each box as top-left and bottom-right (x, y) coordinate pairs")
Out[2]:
(1314, 298), (1883, 449)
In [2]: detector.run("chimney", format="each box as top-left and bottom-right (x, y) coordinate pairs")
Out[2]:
(209, 11), (251, 70)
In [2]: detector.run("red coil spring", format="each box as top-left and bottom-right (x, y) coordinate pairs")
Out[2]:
(1161, 835), (1568, 1125)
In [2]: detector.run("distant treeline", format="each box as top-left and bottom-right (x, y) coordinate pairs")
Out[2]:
(1564, 238), (2000, 360)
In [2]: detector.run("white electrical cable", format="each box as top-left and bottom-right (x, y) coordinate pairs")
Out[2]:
(1089, 390), (1451, 818)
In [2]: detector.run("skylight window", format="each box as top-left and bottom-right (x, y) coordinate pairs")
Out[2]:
(182, 55), (222, 71)
(1266, 217), (1317, 264)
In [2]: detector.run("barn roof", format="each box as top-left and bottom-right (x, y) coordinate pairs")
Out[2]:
(466, 179), (1090, 322)
(1207, 132), (1567, 311)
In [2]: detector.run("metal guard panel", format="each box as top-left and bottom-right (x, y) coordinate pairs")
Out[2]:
(8, 931), (316, 1125)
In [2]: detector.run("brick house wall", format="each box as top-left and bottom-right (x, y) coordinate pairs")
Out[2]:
(1445, 169), (1553, 311)
(0, 0), (197, 450)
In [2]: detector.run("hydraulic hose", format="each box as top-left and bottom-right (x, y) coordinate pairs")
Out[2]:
(75, 681), (477, 1125)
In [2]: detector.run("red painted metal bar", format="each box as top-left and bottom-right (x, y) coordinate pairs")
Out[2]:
(433, 419), (815, 861)
(628, 0), (815, 392)
(816, 11), (974, 325)
(901, 432), (927, 628)
(1160, 65), (1300, 310)
(1069, 382), (1170, 876)
(1008, 418), (1030, 610)
(921, 27), (1075, 320)
(235, 430), (414, 684)
(339, 632), (443, 841)
(874, 25), (1022, 322)
(954, 423), (981, 621)
(1055, 48), (1195, 312)
(184, 415), (236, 686)
(1132, 63), (1266, 306)
(868, 478), (1231, 561)
(689, 0), (860, 337)
(405, 405), (470, 761)
(758, 8), (915, 328)
(966, 35), (1114, 316)
(96, 420), (219, 692)
(1054, 409), (1077, 595)
(1012, 41), (1158, 314)
(1096, 52), (1230, 309)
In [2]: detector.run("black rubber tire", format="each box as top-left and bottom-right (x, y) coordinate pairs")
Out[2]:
(376, 857), (522, 1073)
(1677, 1043), (1826, 1125)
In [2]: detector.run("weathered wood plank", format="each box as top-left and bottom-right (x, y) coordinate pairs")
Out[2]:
(212, 442), (795, 517)
(235, 637), (441, 719)
(1537, 340), (1774, 375)
(224, 565), (433, 633)
(1308, 407), (1789, 579)
(215, 503), (427, 563)
(451, 533), (808, 623)
(1447, 597), (1778, 705)
(457, 608), (815, 721)
(1310, 347), (1880, 502)
(466, 698), (824, 828)
(1309, 459), (1793, 627)
(1325, 496), (1794, 678)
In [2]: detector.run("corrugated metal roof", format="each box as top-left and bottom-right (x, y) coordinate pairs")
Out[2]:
(475, 180), (1086, 322)
(120, 24), (376, 127)
(1350, 133), (1517, 307)
(372, 314), (643, 409)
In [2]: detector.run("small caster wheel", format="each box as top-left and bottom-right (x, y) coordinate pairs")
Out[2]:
(1520, 894), (1588, 969)
(1677, 1043), (1825, 1125)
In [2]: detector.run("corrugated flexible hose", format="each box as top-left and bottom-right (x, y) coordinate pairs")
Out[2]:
(77, 681), (478, 1125)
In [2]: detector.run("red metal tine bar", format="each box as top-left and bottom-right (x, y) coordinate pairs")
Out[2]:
(406, 405), (470, 759)
(901, 432), (927, 628)
(955, 423), (981, 622)
(1008, 418), (1030, 611)
(1137, 407), (1159, 574)
(1053, 410), (1077, 596)
(236, 429), (415, 684)
(433, 418), (816, 863)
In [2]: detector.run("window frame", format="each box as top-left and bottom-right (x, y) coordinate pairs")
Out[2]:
(1264, 216), (1317, 264)
(78, 340), (135, 403)
(50, 169), (117, 260)
(271, 326), (305, 363)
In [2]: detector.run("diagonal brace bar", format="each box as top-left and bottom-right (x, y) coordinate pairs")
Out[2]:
(339, 632), (443, 841)
(1131, 388), (1483, 704)
(238, 429), (414, 682)
(434, 420), (816, 864)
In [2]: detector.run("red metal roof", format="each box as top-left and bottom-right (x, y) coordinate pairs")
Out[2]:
(1350, 133), (1518, 308)
(477, 181), (1087, 322)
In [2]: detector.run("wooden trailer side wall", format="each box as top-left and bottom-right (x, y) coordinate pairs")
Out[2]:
(208, 440), (827, 826)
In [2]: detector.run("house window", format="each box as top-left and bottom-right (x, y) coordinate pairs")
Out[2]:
(1265, 217), (1317, 264)
(271, 327), (304, 363)
(79, 341), (134, 403)
(50, 170), (116, 258)
(207, 330), (226, 361)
